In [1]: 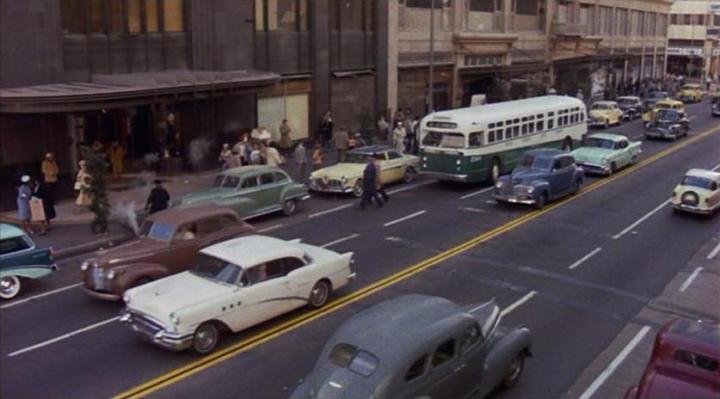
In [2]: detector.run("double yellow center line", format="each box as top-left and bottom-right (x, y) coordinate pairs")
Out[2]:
(116, 125), (720, 399)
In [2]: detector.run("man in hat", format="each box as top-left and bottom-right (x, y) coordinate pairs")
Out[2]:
(145, 180), (170, 215)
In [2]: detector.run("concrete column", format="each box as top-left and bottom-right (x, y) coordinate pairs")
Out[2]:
(374, 0), (397, 122)
(546, 0), (556, 88)
(310, 0), (331, 138)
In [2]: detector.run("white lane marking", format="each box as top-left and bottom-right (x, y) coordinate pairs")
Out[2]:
(568, 247), (603, 270)
(307, 204), (353, 219)
(7, 316), (120, 357)
(459, 206), (486, 213)
(612, 200), (671, 240)
(258, 223), (284, 233)
(383, 210), (427, 227)
(460, 187), (494, 200)
(387, 180), (435, 195)
(385, 236), (402, 242)
(499, 291), (537, 317)
(578, 326), (651, 399)
(0, 283), (82, 310)
(679, 267), (703, 292)
(485, 200), (496, 204)
(708, 241), (720, 260)
(321, 234), (360, 248)
(689, 116), (697, 121)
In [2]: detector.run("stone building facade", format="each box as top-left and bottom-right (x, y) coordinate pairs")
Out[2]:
(667, 0), (720, 81)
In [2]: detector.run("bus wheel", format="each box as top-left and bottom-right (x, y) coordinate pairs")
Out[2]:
(488, 158), (502, 184)
(562, 138), (573, 152)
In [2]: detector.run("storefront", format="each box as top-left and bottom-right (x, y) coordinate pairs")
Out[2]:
(667, 47), (705, 78)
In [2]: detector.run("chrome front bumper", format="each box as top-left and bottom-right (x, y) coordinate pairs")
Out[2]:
(83, 286), (121, 301)
(493, 193), (536, 205)
(576, 162), (611, 175)
(674, 203), (715, 215)
(645, 130), (677, 139)
(120, 311), (193, 351)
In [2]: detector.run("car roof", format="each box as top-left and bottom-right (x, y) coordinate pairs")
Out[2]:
(686, 169), (720, 181)
(221, 165), (287, 176)
(659, 319), (720, 357)
(147, 204), (238, 225)
(592, 101), (617, 105)
(349, 145), (393, 155)
(0, 223), (26, 240)
(201, 235), (305, 268)
(617, 96), (640, 101)
(588, 133), (626, 142)
(525, 148), (565, 158)
(326, 295), (474, 369)
(656, 99), (683, 105)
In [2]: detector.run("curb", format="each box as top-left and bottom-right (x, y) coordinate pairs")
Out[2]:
(54, 232), (135, 260)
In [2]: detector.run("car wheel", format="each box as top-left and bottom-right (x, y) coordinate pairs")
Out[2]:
(308, 280), (331, 309)
(534, 193), (547, 210)
(0, 275), (21, 300)
(562, 138), (573, 152)
(192, 323), (220, 355)
(352, 180), (363, 198)
(609, 162), (617, 176)
(488, 158), (502, 184)
(502, 354), (525, 388)
(630, 155), (638, 165)
(282, 199), (298, 216)
(403, 167), (417, 184)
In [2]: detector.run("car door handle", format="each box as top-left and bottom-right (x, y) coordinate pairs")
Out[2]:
(453, 364), (467, 373)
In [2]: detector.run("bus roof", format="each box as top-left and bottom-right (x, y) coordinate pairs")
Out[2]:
(423, 95), (585, 130)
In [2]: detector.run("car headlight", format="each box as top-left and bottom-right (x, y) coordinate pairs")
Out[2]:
(123, 293), (131, 304)
(340, 176), (348, 184)
(600, 157), (608, 165)
(495, 180), (503, 188)
(80, 260), (95, 271)
(170, 313), (180, 325)
(107, 270), (116, 280)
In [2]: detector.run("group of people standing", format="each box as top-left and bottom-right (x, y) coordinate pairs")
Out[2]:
(378, 109), (421, 155)
(15, 153), (59, 235)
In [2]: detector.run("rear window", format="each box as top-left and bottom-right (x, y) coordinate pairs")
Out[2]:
(0, 236), (32, 255)
(675, 349), (719, 372)
(328, 343), (379, 377)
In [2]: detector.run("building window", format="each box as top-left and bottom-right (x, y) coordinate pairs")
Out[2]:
(60, 0), (184, 34)
(670, 14), (679, 25)
(469, 0), (493, 12)
(108, 0), (124, 34)
(127, 0), (142, 33)
(163, 0), (184, 32)
(715, 15), (720, 26)
(61, 0), (86, 33)
(256, 0), (309, 31)
(339, 0), (363, 31)
(89, 0), (104, 33)
(146, 0), (160, 32)
(407, 0), (444, 8)
(515, 0), (537, 16)
(683, 14), (691, 25)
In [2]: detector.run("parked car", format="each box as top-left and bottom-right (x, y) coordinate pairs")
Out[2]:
(179, 165), (309, 219)
(588, 101), (624, 128)
(571, 133), (642, 175)
(0, 223), (57, 300)
(711, 93), (720, 117)
(644, 109), (690, 141)
(81, 204), (253, 300)
(616, 96), (644, 120)
(309, 145), (420, 197)
(677, 83), (704, 103)
(120, 235), (355, 354)
(642, 98), (685, 123)
(494, 149), (584, 209)
(290, 294), (532, 399)
(671, 168), (720, 215)
(624, 319), (720, 399)
(642, 91), (670, 110)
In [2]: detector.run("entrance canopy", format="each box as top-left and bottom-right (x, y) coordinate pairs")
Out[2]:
(0, 70), (280, 113)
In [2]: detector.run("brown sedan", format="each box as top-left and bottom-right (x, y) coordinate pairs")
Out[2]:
(80, 204), (254, 301)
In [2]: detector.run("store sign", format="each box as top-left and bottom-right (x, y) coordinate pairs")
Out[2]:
(667, 47), (704, 56)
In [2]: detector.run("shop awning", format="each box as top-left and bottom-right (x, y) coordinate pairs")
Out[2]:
(0, 69), (281, 113)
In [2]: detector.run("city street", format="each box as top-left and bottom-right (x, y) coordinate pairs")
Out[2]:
(1, 101), (718, 399)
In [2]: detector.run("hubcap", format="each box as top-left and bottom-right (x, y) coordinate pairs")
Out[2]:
(492, 164), (500, 182)
(311, 284), (328, 306)
(285, 201), (296, 212)
(0, 277), (19, 297)
(195, 326), (217, 352)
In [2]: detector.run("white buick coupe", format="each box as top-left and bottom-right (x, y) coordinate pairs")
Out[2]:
(120, 235), (355, 354)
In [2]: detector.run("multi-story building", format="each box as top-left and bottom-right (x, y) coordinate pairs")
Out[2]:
(667, 0), (720, 81)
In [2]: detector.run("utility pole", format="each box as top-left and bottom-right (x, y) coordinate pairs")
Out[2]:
(428, 0), (435, 114)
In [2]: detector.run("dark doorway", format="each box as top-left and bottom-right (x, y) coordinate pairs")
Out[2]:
(130, 106), (154, 158)
(463, 76), (495, 106)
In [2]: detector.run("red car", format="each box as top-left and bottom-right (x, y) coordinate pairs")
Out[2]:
(625, 319), (720, 399)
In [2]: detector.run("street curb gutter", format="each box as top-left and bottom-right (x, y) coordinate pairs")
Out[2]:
(53, 232), (135, 261)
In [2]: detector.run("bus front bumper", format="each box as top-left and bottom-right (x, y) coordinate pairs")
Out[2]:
(421, 171), (469, 182)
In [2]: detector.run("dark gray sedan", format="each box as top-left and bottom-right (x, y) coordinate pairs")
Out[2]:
(290, 295), (532, 399)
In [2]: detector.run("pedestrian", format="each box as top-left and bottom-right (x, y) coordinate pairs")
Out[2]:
(145, 180), (170, 215)
(393, 122), (406, 153)
(279, 119), (292, 156)
(16, 175), (33, 234)
(32, 177), (56, 235)
(109, 141), (125, 178)
(218, 143), (238, 170)
(411, 116), (421, 153)
(312, 142), (324, 171)
(359, 156), (381, 209)
(320, 111), (334, 149)
(74, 160), (93, 211)
(266, 144), (284, 167)
(250, 143), (263, 165)
(373, 155), (389, 204)
(41, 152), (59, 197)
(576, 89), (584, 102)
(233, 132), (251, 166)
(333, 126), (349, 162)
(294, 141), (307, 182)
(377, 115), (390, 141)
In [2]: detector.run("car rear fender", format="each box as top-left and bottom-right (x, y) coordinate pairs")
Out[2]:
(282, 184), (310, 200)
(485, 326), (532, 378)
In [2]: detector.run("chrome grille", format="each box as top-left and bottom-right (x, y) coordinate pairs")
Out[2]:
(130, 311), (164, 336)
(91, 269), (107, 290)
(514, 185), (531, 197)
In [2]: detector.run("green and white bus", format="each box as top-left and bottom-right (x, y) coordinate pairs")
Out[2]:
(419, 95), (587, 183)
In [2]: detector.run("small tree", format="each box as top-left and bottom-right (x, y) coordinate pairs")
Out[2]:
(80, 146), (111, 234)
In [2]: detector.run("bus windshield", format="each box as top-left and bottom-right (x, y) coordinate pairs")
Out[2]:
(422, 131), (465, 149)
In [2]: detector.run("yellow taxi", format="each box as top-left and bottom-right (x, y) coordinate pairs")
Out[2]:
(677, 83), (703, 103)
(642, 99), (685, 123)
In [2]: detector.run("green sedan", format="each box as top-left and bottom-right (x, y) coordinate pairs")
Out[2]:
(1, 223), (58, 299)
(179, 165), (309, 220)
(571, 133), (642, 176)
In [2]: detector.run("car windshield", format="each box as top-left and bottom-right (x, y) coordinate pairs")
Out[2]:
(344, 152), (371, 163)
(656, 110), (680, 122)
(139, 221), (174, 241)
(681, 176), (714, 190)
(617, 98), (636, 106)
(648, 92), (668, 100)
(585, 138), (615, 149)
(517, 154), (553, 170)
(190, 253), (244, 285)
(328, 343), (379, 377)
(591, 103), (610, 110)
(422, 131), (466, 149)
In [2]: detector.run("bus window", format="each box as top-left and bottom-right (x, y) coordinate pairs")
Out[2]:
(469, 132), (483, 147)
(548, 118), (555, 129)
(496, 130), (504, 141)
(489, 123), (495, 129)
(488, 131), (495, 143)
(536, 120), (544, 131)
(528, 122), (535, 134)
(521, 123), (529, 135)
(496, 121), (504, 127)
(504, 127), (512, 140)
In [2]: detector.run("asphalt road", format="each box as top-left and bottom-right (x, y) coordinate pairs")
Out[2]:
(1, 101), (719, 399)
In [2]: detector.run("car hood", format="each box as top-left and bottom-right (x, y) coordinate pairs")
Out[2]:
(311, 163), (365, 180)
(572, 147), (613, 162)
(92, 238), (168, 267)
(180, 188), (232, 205)
(127, 272), (230, 321)
(640, 370), (719, 399)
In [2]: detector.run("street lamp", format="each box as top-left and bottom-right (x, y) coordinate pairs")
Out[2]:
(428, 0), (435, 114)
